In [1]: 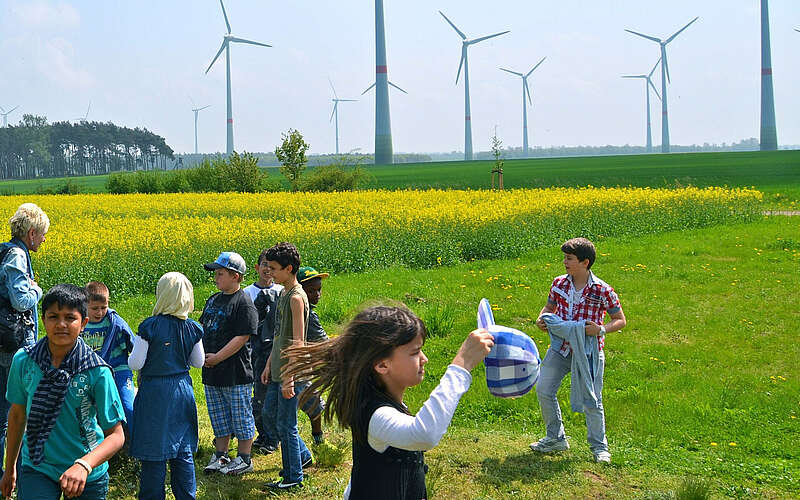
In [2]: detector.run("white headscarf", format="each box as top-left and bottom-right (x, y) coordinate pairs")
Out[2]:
(152, 272), (194, 320)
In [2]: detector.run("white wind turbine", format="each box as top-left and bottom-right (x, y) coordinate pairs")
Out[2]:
(625, 17), (699, 153)
(205, 0), (271, 155)
(0, 106), (19, 128)
(440, 11), (509, 161)
(76, 101), (91, 123)
(499, 56), (546, 158)
(328, 80), (356, 155)
(190, 97), (211, 155)
(622, 58), (662, 153)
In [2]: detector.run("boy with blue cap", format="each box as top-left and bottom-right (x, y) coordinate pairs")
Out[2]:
(200, 252), (258, 476)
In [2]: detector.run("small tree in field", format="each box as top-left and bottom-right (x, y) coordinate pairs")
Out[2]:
(275, 129), (309, 191)
(490, 131), (504, 190)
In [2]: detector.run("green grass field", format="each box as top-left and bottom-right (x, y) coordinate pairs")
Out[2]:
(105, 215), (799, 499)
(2, 150), (798, 207)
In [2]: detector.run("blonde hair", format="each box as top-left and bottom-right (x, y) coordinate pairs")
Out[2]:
(9, 203), (50, 240)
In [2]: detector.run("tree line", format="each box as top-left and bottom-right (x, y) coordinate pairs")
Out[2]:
(0, 115), (174, 180)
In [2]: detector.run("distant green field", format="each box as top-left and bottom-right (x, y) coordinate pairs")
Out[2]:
(2, 150), (798, 206)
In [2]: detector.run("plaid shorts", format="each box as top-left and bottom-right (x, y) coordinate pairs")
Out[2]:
(204, 384), (256, 440)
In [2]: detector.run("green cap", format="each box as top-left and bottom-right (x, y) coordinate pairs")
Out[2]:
(297, 266), (330, 283)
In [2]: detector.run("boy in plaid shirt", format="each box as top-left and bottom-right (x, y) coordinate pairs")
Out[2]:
(531, 237), (626, 463)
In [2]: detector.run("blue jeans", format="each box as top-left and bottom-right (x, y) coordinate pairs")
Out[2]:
(139, 450), (195, 500)
(262, 382), (311, 483)
(114, 370), (135, 435)
(535, 348), (608, 453)
(18, 466), (108, 500)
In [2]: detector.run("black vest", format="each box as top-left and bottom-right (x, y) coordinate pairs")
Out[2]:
(348, 398), (427, 500)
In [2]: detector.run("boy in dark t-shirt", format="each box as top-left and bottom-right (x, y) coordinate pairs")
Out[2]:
(200, 252), (258, 477)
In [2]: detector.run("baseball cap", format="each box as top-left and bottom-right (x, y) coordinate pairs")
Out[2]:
(204, 252), (247, 275)
(297, 266), (330, 283)
(478, 298), (541, 398)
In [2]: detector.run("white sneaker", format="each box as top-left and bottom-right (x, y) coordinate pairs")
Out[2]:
(529, 436), (570, 453)
(221, 455), (254, 476)
(204, 454), (230, 474)
(593, 450), (611, 463)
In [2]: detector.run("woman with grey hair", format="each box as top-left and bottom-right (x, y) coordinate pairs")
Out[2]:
(0, 203), (49, 476)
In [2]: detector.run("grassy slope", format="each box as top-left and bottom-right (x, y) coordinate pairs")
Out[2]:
(3, 150), (798, 206)
(107, 216), (798, 499)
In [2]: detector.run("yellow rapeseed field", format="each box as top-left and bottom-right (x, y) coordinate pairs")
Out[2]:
(0, 187), (761, 296)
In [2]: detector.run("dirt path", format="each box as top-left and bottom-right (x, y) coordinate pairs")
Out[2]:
(763, 210), (800, 216)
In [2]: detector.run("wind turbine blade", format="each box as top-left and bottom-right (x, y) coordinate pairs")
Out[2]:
(469, 30), (510, 45)
(8, 106), (18, 113)
(189, 95), (196, 107)
(526, 56), (546, 77)
(664, 52), (671, 84)
(524, 80), (532, 106)
(499, 67), (523, 77)
(624, 29), (661, 43)
(361, 82), (376, 95)
(621, 75), (645, 79)
(456, 51), (465, 84)
(439, 11), (466, 40)
(796, 28), (800, 33)
(649, 57), (662, 78)
(388, 81), (408, 94)
(199, 105), (211, 111)
(649, 79), (661, 100)
(665, 16), (699, 44)
(328, 78), (338, 99)
(330, 103), (336, 122)
(0, 106), (4, 113)
(206, 41), (227, 73)
(228, 36), (271, 48)
(339, 99), (357, 102)
(220, 0), (231, 33)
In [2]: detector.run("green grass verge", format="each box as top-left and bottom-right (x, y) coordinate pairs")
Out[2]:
(3, 150), (798, 207)
(104, 216), (798, 499)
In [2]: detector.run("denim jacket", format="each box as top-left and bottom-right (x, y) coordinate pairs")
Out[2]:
(0, 239), (41, 366)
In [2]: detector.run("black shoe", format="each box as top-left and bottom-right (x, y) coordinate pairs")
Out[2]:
(265, 479), (303, 491)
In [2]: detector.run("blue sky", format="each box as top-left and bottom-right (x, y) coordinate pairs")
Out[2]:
(1, 0), (798, 155)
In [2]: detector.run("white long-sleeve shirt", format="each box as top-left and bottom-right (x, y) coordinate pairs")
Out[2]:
(343, 364), (472, 499)
(128, 334), (205, 370)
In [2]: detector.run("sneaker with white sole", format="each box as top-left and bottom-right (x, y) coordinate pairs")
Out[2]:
(221, 455), (254, 476)
(529, 436), (570, 453)
(265, 479), (303, 491)
(593, 450), (611, 463)
(204, 454), (230, 474)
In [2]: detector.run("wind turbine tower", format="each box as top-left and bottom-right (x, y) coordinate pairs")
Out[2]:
(759, 0), (778, 151)
(205, 0), (271, 155)
(0, 106), (19, 128)
(500, 57), (545, 158)
(190, 98), (211, 155)
(622, 58), (662, 153)
(365, 0), (407, 165)
(329, 80), (356, 155)
(440, 11), (509, 161)
(626, 17), (698, 153)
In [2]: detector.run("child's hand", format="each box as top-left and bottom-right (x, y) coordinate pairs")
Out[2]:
(59, 463), (88, 498)
(584, 321), (603, 336)
(203, 353), (219, 368)
(260, 362), (271, 385)
(535, 316), (548, 332)
(452, 329), (495, 371)
(0, 469), (16, 498)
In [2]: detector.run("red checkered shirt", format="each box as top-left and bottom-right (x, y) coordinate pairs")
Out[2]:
(547, 272), (621, 352)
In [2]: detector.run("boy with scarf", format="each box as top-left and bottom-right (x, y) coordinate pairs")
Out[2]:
(0, 284), (125, 499)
